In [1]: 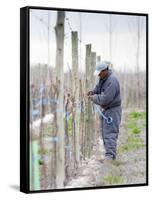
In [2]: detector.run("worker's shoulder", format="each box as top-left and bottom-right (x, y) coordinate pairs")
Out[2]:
(106, 73), (120, 88)
(109, 73), (119, 82)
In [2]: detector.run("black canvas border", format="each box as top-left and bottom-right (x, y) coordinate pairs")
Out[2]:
(20, 7), (30, 193)
(20, 6), (149, 194)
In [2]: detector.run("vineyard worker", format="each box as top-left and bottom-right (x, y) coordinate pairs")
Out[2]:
(87, 61), (122, 164)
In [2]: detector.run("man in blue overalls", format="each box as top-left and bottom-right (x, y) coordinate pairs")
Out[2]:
(87, 61), (122, 164)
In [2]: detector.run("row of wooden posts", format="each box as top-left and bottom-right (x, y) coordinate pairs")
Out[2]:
(54, 11), (100, 188)
(30, 10), (102, 190)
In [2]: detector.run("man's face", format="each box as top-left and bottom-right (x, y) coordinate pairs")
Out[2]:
(98, 69), (108, 79)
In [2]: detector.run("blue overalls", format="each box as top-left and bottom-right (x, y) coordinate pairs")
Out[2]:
(91, 70), (122, 160)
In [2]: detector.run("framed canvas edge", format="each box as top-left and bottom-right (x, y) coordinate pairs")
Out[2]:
(20, 6), (30, 193)
(20, 6), (149, 194)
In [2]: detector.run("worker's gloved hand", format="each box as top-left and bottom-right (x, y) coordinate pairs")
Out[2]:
(87, 91), (93, 96)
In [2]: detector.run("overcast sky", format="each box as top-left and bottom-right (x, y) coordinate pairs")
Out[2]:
(30, 9), (146, 73)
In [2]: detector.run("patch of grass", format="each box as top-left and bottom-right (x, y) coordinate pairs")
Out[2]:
(130, 112), (142, 119)
(127, 135), (143, 144)
(43, 124), (53, 137)
(130, 111), (146, 119)
(103, 174), (124, 185)
(131, 127), (141, 135)
(38, 148), (50, 155)
(118, 142), (145, 154)
(126, 121), (136, 129)
(64, 113), (81, 136)
(128, 111), (146, 129)
(38, 159), (44, 165)
(64, 114), (73, 136)
(126, 111), (146, 131)
(119, 132), (145, 154)
(119, 110), (146, 154)
(119, 131), (145, 153)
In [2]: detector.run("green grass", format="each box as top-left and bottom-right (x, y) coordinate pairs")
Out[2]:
(103, 174), (124, 185)
(38, 159), (44, 165)
(131, 127), (141, 134)
(64, 113), (81, 136)
(118, 142), (145, 154)
(67, 115), (73, 135)
(126, 120), (137, 129)
(126, 111), (146, 130)
(118, 111), (146, 154)
(119, 129), (145, 154)
(43, 124), (53, 137)
(130, 111), (146, 119)
(127, 135), (143, 143)
(38, 148), (50, 155)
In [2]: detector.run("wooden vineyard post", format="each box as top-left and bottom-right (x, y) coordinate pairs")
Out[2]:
(55, 11), (65, 188)
(71, 31), (80, 167)
(97, 55), (101, 63)
(64, 94), (70, 183)
(79, 79), (85, 160)
(85, 44), (93, 158)
(91, 52), (96, 149)
(95, 56), (101, 149)
(39, 81), (47, 189)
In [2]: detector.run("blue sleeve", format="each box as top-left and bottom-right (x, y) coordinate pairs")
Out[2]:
(91, 80), (117, 106)
(91, 81), (99, 95)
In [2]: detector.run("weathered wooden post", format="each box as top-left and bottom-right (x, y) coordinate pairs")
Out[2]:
(71, 31), (80, 166)
(85, 44), (92, 158)
(55, 11), (65, 188)
(97, 56), (101, 63)
(39, 81), (47, 189)
(91, 52), (96, 83)
(90, 52), (96, 149)
(79, 79), (85, 160)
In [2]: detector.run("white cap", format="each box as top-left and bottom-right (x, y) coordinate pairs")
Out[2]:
(94, 61), (109, 76)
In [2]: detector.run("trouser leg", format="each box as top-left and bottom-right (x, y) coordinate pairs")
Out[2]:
(99, 115), (105, 147)
(102, 107), (121, 160)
